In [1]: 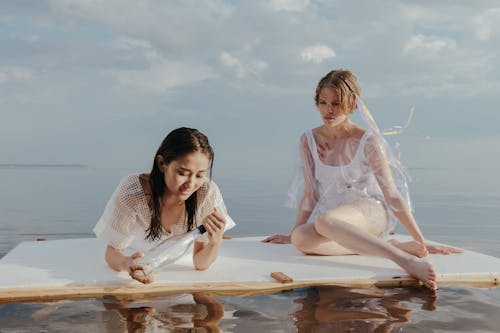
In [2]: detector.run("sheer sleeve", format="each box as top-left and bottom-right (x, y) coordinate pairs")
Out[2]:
(93, 175), (150, 250)
(364, 134), (412, 213)
(195, 180), (236, 242)
(286, 133), (319, 211)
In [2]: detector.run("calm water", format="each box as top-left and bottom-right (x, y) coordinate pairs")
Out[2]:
(0, 165), (499, 332)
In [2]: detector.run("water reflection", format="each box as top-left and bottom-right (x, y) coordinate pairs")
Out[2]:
(102, 293), (224, 333)
(292, 286), (437, 332)
(1, 287), (499, 332)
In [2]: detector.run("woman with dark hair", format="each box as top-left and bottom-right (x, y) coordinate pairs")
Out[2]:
(94, 127), (235, 284)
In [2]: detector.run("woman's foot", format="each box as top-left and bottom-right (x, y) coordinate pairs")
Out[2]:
(400, 256), (437, 290)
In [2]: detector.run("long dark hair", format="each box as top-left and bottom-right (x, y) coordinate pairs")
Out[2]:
(146, 127), (214, 241)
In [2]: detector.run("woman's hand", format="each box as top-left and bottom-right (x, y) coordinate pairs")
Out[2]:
(388, 239), (463, 258)
(126, 252), (155, 284)
(193, 208), (227, 270)
(426, 244), (463, 255)
(106, 246), (154, 284)
(203, 208), (226, 245)
(262, 234), (291, 244)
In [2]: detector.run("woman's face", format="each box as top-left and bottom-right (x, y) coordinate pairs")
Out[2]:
(161, 151), (210, 201)
(317, 87), (349, 127)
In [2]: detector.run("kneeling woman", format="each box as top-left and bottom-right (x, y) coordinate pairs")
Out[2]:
(94, 127), (235, 284)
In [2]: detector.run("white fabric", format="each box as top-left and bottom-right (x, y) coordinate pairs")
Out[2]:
(289, 129), (395, 234)
(306, 130), (384, 210)
(93, 174), (235, 252)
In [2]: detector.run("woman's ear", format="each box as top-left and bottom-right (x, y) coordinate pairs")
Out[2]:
(156, 155), (165, 172)
(349, 95), (357, 114)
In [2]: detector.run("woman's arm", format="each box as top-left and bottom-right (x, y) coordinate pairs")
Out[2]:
(105, 245), (154, 284)
(193, 208), (226, 270)
(366, 137), (426, 244)
(262, 197), (313, 243)
(263, 134), (317, 243)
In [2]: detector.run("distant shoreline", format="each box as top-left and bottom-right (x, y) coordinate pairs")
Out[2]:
(0, 163), (88, 168)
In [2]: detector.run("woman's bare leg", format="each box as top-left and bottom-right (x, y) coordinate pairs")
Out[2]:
(291, 223), (354, 255)
(291, 205), (437, 290)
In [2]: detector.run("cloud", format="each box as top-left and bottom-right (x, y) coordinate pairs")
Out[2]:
(219, 51), (268, 78)
(473, 8), (500, 41)
(109, 60), (215, 94)
(403, 34), (456, 55)
(0, 66), (34, 84)
(266, 0), (310, 12)
(111, 37), (152, 50)
(49, 0), (235, 53)
(300, 45), (336, 64)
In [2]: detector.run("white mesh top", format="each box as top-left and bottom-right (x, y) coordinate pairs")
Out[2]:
(93, 174), (235, 252)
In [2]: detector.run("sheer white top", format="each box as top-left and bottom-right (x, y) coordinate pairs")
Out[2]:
(93, 174), (235, 253)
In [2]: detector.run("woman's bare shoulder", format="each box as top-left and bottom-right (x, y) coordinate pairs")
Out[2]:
(349, 124), (366, 139)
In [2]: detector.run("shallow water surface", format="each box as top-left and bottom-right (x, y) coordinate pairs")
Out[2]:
(1, 287), (499, 332)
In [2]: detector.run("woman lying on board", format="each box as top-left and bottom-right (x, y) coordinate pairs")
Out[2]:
(94, 127), (235, 283)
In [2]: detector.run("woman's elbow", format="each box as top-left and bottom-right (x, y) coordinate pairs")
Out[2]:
(385, 195), (408, 213)
(105, 245), (124, 271)
(194, 260), (212, 271)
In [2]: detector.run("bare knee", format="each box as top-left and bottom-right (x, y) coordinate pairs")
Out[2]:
(291, 225), (316, 254)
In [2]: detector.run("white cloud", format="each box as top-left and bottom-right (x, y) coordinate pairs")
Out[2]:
(112, 37), (152, 50)
(473, 8), (500, 41)
(49, 0), (235, 52)
(300, 45), (335, 64)
(0, 67), (34, 84)
(111, 37), (161, 62)
(403, 34), (456, 54)
(219, 51), (268, 78)
(110, 60), (215, 94)
(267, 0), (310, 12)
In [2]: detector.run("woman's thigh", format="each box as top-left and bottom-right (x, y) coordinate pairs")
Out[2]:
(291, 223), (354, 255)
(291, 199), (389, 255)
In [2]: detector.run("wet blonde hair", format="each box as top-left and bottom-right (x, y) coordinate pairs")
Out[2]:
(314, 69), (361, 115)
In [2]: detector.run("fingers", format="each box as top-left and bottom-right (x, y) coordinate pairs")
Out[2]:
(202, 210), (226, 243)
(130, 269), (155, 284)
(261, 235), (276, 242)
(127, 253), (153, 284)
(131, 251), (144, 260)
(204, 213), (225, 233)
(426, 244), (463, 255)
(261, 234), (291, 244)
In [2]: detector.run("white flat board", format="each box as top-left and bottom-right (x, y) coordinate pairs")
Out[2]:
(0, 235), (499, 302)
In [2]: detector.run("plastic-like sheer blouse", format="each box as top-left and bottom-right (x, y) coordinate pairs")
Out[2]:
(287, 128), (412, 220)
(93, 174), (235, 252)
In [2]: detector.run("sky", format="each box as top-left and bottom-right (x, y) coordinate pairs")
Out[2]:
(1, 0), (499, 173)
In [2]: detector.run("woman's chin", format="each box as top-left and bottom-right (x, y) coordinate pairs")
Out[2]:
(178, 192), (194, 200)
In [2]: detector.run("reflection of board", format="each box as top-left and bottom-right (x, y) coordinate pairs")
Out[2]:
(1, 236), (499, 302)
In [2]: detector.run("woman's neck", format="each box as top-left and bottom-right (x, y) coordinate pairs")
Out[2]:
(319, 119), (354, 139)
(161, 192), (185, 208)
